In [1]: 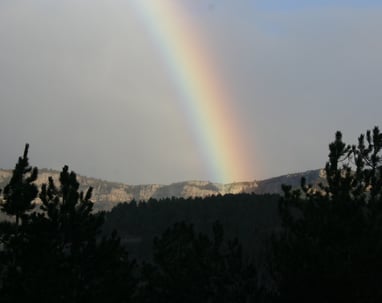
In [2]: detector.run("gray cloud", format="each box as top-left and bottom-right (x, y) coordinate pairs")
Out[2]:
(196, 6), (382, 178)
(0, 1), (381, 183)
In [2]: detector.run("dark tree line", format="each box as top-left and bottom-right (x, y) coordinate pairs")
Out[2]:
(0, 144), (136, 302)
(103, 193), (280, 261)
(270, 126), (382, 302)
(0, 145), (263, 302)
(2, 127), (382, 302)
(136, 221), (265, 303)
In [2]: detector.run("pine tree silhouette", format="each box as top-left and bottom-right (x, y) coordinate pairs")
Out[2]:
(271, 127), (382, 302)
(2, 144), (38, 226)
(0, 146), (136, 303)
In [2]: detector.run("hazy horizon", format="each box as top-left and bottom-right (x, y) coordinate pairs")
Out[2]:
(1, 0), (381, 184)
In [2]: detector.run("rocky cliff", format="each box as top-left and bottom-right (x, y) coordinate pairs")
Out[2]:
(0, 168), (325, 211)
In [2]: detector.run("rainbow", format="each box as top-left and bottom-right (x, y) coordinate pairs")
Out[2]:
(130, 1), (256, 183)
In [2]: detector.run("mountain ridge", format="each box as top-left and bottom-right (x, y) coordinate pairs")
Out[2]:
(0, 168), (325, 211)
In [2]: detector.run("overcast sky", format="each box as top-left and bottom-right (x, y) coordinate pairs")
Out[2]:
(1, 0), (381, 184)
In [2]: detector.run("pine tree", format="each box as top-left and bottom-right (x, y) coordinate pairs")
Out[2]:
(35, 165), (137, 302)
(0, 147), (137, 302)
(1, 144), (38, 226)
(139, 221), (261, 303)
(270, 127), (382, 302)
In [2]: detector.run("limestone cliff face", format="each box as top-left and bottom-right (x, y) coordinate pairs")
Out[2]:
(0, 168), (325, 211)
(254, 170), (325, 194)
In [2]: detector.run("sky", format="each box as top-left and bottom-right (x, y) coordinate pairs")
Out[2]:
(0, 0), (381, 184)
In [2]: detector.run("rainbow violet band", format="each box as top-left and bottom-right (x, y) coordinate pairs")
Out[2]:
(130, 0), (255, 183)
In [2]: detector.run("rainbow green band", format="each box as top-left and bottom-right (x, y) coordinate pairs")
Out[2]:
(130, 1), (256, 182)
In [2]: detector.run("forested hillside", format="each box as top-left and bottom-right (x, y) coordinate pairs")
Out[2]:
(103, 193), (281, 261)
(0, 168), (324, 211)
(2, 127), (382, 302)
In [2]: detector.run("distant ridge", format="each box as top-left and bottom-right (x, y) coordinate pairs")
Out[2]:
(0, 168), (325, 211)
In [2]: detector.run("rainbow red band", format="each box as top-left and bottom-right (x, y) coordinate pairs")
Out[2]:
(130, 1), (255, 182)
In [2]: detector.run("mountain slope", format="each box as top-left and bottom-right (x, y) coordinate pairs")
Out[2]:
(0, 168), (325, 210)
